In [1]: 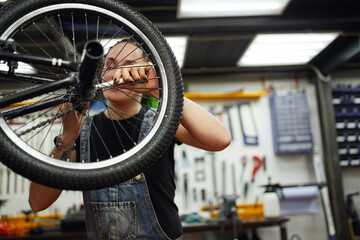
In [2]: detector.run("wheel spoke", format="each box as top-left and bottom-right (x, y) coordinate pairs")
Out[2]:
(89, 117), (113, 160)
(100, 26), (124, 50)
(96, 16), (100, 41)
(98, 19), (112, 42)
(12, 97), (63, 133)
(32, 22), (65, 57)
(85, 13), (89, 43)
(14, 42), (63, 79)
(71, 12), (77, 63)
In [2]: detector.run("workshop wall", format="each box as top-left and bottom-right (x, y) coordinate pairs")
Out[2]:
(0, 163), (83, 216)
(0, 119), (84, 215)
(0, 73), (340, 240)
(174, 75), (329, 239)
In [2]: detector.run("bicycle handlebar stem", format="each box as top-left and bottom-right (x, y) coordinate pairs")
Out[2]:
(77, 41), (104, 100)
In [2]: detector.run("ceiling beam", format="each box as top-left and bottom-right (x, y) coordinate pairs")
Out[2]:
(154, 17), (360, 35)
(181, 65), (312, 74)
(317, 36), (360, 75)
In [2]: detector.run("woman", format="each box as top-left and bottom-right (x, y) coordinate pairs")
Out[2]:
(29, 39), (231, 240)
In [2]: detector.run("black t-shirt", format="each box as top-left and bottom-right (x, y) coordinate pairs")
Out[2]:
(76, 108), (182, 239)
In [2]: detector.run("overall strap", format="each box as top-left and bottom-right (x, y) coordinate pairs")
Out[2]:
(79, 115), (93, 163)
(138, 107), (156, 142)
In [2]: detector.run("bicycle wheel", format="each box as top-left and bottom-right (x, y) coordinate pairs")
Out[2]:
(0, 0), (183, 190)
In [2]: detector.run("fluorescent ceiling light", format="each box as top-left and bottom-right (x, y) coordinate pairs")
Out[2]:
(100, 36), (188, 69)
(164, 36), (188, 69)
(178, 0), (291, 18)
(238, 33), (339, 66)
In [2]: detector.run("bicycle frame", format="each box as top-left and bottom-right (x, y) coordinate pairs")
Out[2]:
(0, 40), (104, 119)
(0, 0), (183, 190)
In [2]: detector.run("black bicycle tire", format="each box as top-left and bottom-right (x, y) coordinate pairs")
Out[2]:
(0, 0), (183, 190)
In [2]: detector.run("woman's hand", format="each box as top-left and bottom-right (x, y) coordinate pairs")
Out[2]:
(59, 103), (86, 145)
(113, 63), (159, 99)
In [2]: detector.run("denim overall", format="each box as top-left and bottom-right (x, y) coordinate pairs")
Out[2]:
(80, 109), (182, 240)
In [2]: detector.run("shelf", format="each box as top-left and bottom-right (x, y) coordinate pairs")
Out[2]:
(184, 90), (267, 100)
(332, 84), (360, 168)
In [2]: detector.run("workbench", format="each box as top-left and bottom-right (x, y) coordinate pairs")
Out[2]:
(1, 217), (289, 240)
(183, 217), (289, 240)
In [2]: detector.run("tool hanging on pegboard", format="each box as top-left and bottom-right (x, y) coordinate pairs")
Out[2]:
(251, 155), (264, 182)
(269, 90), (313, 154)
(209, 152), (218, 201)
(237, 103), (259, 145)
(239, 156), (248, 199)
(224, 105), (235, 140)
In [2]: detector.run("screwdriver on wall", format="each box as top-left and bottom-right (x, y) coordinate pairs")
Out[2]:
(239, 156), (248, 199)
(239, 156), (247, 186)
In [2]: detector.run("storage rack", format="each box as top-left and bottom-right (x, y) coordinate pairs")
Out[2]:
(332, 84), (360, 167)
(269, 91), (314, 155)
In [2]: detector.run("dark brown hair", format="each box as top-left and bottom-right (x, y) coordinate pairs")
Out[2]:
(106, 38), (149, 62)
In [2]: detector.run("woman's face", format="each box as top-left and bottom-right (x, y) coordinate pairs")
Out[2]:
(102, 42), (145, 105)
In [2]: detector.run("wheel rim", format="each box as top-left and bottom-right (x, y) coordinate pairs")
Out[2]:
(0, 3), (171, 170)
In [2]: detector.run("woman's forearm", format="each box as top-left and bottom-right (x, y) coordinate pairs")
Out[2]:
(29, 181), (62, 212)
(176, 98), (231, 151)
(28, 147), (76, 212)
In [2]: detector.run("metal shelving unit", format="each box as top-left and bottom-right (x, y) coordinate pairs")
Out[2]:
(332, 84), (360, 167)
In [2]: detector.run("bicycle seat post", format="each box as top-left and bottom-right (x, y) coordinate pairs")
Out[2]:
(75, 41), (104, 113)
(76, 41), (104, 102)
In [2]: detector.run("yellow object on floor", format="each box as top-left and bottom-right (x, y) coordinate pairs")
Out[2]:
(201, 203), (264, 219)
(0, 213), (63, 237)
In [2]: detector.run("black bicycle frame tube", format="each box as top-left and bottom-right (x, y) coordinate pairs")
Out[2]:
(0, 41), (104, 118)
(0, 71), (54, 84)
(77, 41), (104, 99)
(0, 75), (76, 109)
(0, 51), (78, 71)
(2, 97), (69, 120)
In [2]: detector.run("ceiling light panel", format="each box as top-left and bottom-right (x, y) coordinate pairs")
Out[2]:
(237, 33), (339, 66)
(165, 36), (188, 69)
(178, 0), (291, 18)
